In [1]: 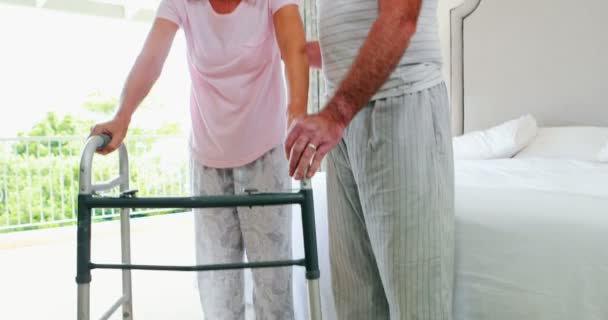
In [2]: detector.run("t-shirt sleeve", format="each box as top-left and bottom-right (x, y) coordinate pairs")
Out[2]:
(156, 0), (182, 26)
(270, 0), (299, 15)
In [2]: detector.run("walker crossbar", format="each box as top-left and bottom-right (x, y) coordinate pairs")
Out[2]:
(91, 259), (306, 272)
(81, 192), (307, 208)
(76, 134), (322, 320)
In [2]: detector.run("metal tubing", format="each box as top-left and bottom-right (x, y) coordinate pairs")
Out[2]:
(301, 187), (323, 319)
(300, 177), (312, 190)
(83, 193), (305, 209)
(99, 295), (128, 320)
(76, 195), (92, 320)
(119, 147), (133, 320)
(91, 176), (127, 193)
(76, 195), (93, 284)
(80, 134), (127, 194)
(91, 259), (306, 272)
(79, 135), (105, 194)
(119, 207), (133, 320)
(77, 284), (90, 320)
(307, 279), (323, 320)
(300, 189), (320, 280)
(76, 195), (91, 320)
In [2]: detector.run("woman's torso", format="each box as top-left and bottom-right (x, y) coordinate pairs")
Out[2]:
(157, 0), (290, 168)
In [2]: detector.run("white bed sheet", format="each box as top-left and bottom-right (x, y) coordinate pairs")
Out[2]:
(290, 159), (608, 320)
(454, 158), (608, 320)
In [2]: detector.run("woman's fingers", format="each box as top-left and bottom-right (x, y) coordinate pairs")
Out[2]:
(89, 122), (124, 155)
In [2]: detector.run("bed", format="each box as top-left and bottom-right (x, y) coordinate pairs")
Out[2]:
(454, 158), (608, 319)
(450, 0), (608, 319)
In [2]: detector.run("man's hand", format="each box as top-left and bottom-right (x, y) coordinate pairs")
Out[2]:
(285, 109), (346, 180)
(286, 0), (422, 180)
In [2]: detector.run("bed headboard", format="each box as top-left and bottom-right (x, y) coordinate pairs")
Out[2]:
(450, 0), (608, 135)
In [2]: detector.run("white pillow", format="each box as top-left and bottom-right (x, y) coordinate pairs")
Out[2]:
(453, 114), (538, 160)
(599, 142), (608, 162)
(515, 127), (608, 162)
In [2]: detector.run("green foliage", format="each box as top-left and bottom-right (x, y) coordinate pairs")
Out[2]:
(83, 94), (118, 115)
(2, 94), (186, 232)
(0, 147), (189, 232)
(13, 112), (92, 157)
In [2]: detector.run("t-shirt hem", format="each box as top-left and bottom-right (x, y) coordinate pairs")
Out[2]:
(271, 0), (300, 15)
(189, 137), (284, 169)
(156, 14), (180, 27)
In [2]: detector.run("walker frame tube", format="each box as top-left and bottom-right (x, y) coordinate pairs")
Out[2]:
(76, 135), (322, 320)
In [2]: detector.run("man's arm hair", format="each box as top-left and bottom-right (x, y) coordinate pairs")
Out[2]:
(322, 0), (422, 126)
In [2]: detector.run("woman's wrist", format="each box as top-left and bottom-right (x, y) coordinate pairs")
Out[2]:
(287, 102), (307, 124)
(113, 111), (132, 127)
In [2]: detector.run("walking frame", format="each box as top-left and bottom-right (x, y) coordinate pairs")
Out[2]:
(76, 134), (323, 320)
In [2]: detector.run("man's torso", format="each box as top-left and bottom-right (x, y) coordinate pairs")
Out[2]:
(318, 0), (443, 100)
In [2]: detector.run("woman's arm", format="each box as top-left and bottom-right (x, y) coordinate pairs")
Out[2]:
(91, 18), (178, 154)
(273, 5), (309, 127)
(114, 18), (178, 126)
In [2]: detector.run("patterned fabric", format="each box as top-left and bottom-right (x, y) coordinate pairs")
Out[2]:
(327, 83), (455, 319)
(190, 145), (294, 320)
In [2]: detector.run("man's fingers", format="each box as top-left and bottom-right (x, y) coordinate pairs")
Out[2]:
(285, 125), (301, 159)
(294, 141), (319, 180)
(285, 120), (302, 159)
(289, 138), (308, 176)
(306, 144), (330, 179)
(289, 136), (310, 176)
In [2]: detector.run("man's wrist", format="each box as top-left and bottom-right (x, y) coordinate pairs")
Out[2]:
(321, 94), (354, 128)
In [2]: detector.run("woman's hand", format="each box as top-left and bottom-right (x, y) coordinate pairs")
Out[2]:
(89, 116), (130, 155)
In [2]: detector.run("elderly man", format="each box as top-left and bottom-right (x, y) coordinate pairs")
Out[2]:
(285, 0), (454, 319)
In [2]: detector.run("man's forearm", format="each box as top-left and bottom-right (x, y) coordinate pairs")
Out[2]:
(322, 11), (419, 126)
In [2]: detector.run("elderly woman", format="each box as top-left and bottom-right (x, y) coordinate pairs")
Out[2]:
(90, 0), (309, 319)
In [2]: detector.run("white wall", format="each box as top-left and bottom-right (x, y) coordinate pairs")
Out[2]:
(438, 0), (465, 96)
(0, 4), (190, 137)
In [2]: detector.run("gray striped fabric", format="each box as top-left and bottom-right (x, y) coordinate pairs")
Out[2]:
(318, 0), (443, 100)
(327, 83), (455, 319)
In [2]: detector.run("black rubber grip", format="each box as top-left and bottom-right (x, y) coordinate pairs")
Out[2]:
(97, 134), (112, 150)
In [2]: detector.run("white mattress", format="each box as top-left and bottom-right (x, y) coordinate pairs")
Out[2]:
(289, 159), (608, 320)
(454, 158), (608, 320)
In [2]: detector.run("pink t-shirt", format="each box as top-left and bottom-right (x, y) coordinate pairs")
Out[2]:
(157, 0), (297, 168)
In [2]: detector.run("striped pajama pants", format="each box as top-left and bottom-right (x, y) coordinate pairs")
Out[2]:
(328, 83), (454, 320)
